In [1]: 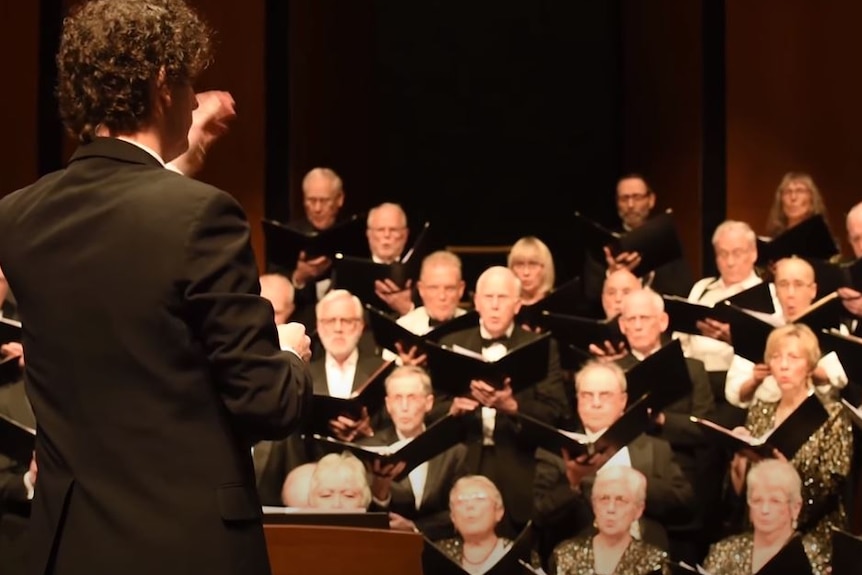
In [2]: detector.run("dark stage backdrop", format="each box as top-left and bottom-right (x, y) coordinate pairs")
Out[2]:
(357, 1), (623, 284)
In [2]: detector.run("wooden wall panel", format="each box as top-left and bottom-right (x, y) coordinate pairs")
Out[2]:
(0, 1), (41, 195)
(726, 1), (862, 255)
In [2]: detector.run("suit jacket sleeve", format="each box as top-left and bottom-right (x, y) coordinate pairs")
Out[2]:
(183, 191), (312, 443)
(0, 454), (27, 505)
(660, 359), (714, 448)
(510, 338), (568, 425)
(533, 448), (592, 530)
(643, 438), (697, 527)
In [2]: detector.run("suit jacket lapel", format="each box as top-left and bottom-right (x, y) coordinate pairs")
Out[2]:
(309, 361), (328, 395)
(351, 354), (378, 394)
(420, 453), (444, 508)
(627, 435), (651, 475)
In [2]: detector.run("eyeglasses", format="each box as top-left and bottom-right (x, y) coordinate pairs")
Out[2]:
(593, 494), (634, 507)
(780, 187), (811, 198)
(774, 280), (813, 292)
(577, 390), (621, 402)
(715, 248), (751, 261)
(368, 226), (406, 236)
(617, 192), (651, 204)
(620, 314), (656, 325)
(319, 317), (361, 328)
(748, 496), (791, 508)
(452, 492), (492, 505)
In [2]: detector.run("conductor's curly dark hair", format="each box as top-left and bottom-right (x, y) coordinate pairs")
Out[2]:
(56, 0), (213, 143)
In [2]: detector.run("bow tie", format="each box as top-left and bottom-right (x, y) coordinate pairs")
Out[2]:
(428, 317), (444, 328)
(481, 336), (509, 348)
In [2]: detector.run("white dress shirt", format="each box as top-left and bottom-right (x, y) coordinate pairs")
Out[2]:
(324, 349), (359, 399)
(478, 323), (515, 446)
(381, 306), (467, 363)
(675, 272), (780, 371)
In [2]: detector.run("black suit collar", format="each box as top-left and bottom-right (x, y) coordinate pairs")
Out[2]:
(69, 137), (165, 170)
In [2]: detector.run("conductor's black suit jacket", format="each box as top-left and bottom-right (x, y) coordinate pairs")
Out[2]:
(0, 138), (312, 575)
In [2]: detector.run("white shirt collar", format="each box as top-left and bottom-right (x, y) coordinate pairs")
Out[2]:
(325, 348), (359, 369)
(478, 322), (515, 341)
(115, 136), (167, 167)
(630, 344), (662, 361)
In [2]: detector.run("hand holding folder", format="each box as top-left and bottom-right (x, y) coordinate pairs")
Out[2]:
(332, 222), (433, 305)
(692, 391), (829, 460)
(311, 414), (467, 480)
(424, 333), (551, 395)
(532, 311), (626, 355)
(262, 213), (367, 270)
(575, 210), (684, 277)
(518, 396), (650, 462)
(311, 361), (396, 436)
(623, 339), (693, 413)
(365, 304), (479, 356)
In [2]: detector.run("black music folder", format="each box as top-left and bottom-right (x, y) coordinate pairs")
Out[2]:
(0, 317), (22, 344)
(623, 339), (693, 412)
(0, 412), (35, 463)
(723, 282), (776, 314)
(808, 257), (862, 295)
(332, 222), (432, 304)
(311, 414), (467, 480)
(365, 304), (479, 354)
(816, 329), (862, 383)
(831, 527), (862, 575)
(262, 508), (390, 529)
(792, 292), (844, 333)
(262, 213), (367, 269)
(558, 343), (592, 371)
(575, 210), (683, 277)
(754, 534), (813, 575)
(534, 311), (626, 352)
(663, 295), (732, 336)
(756, 214), (838, 265)
(424, 333), (551, 394)
(516, 277), (584, 327)
(518, 396), (650, 460)
(692, 391), (829, 460)
(311, 360), (396, 435)
(421, 522), (534, 575)
(723, 304), (777, 363)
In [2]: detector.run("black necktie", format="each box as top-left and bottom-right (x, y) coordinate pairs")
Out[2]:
(428, 317), (443, 328)
(481, 336), (509, 348)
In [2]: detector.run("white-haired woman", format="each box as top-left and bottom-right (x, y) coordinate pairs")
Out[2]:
(704, 459), (826, 574)
(549, 466), (668, 575)
(435, 475), (539, 574)
(307, 451), (371, 510)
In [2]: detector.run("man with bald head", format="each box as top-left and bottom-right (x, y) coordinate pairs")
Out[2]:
(724, 257), (847, 407)
(259, 273), (296, 325)
(437, 266), (568, 537)
(364, 202), (418, 316)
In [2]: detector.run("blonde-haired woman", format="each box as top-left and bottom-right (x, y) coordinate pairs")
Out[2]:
(549, 466), (668, 575)
(508, 236), (555, 306)
(704, 459), (826, 574)
(729, 323), (852, 567)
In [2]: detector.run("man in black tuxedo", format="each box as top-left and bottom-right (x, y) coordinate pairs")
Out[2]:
(0, 2), (313, 574)
(438, 266), (568, 538)
(365, 365), (467, 540)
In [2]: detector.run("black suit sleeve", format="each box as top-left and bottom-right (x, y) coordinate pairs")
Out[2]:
(659, 359), (715, 449)
(511, 338), (568, 425)
(183, 192), (312, 443)
(533, 449), (593, 535)
(642, 438), (697, 527)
